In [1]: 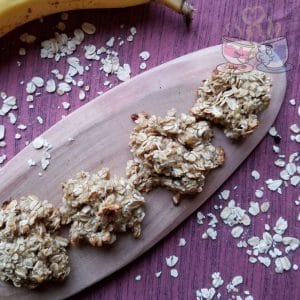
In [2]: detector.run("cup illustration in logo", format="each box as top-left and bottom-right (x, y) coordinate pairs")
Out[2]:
(217, 37), (256, 74)
(256, 37), (293, 73)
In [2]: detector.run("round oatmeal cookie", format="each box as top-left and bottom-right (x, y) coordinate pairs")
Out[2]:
(0, 195), (70, 289)
(190, 69), (271, 139)
(60, 168), (145, 247)
(127, 109), (225, 202)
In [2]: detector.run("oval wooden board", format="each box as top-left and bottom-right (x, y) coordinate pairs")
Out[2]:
(0, 44), (286, 299)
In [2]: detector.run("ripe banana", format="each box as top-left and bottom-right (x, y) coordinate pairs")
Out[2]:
(0, 0), (194, 38)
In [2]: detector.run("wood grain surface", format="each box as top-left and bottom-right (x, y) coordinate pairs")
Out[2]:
(0, 45), (286, 299)
(0, 1), (299, 299)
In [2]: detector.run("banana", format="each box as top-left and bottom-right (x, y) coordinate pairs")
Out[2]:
(0, 0), (194, 38)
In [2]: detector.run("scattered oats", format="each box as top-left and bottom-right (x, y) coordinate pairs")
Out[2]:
(293, 264), (299, 270)
(37, 116), (44, 124)
(273, 234), (283, 243)
(0, 125), (5, 140)
(206, 227), (217, 240)
(0, 154), (6, 164)
(268, 126), (278, 137)
(79, 90), (86, 101)
(27, 159), (37, 167)
(41, 157), (50, 170)
(289, 99), (296, 105)
(4, 96), (17, 106)
(231, 226), (244, 238)
(273, 145), (280, 153)
(61, 12), (69, 20)
(84, 44), (99, 60)
(166, 255), (178, 267)
(77, 80), (84, 87)
(84, 85), (90, 92)
(208, 213), (218, 227)
(290, 124), (300, 134)
(274, 217), (288, 235)
(282, 237), (300, 253)
(45, 79), (56, 93)
(258, 256), (271, 267)
(275, 256), (291, 273)
(237, 240), (247, 248)
(18, 47), (26, 56)
(290, 175), (300, 186)
(103, 80), (110, 86)
(81, 22), (96, 35)
(67, 57), (84, 75)
(139, 62), (147, 70)
(251, 170), (260, 180)
(106, 37), (115, 48)
(202, 232), (208, 239)
(280, 169), (290, 181)
(294, 134), (300, 143)
(155, 271), (162, 278)
(266, 179), (282, 191)
(178, 238), (186, 247)
(15, 133), (21, 140)
(119, 40), (124, 46)
(26, 95), (34, 102)
(196, 288), (216, 300)
(56, 21), (66, 31)
(197, 211), (205, 224)
(57, 82), (71, 95)
(264, 224), (271, 231)
(255, 189), (264, 198)
(298, 106), (300, 117)
(286, 162), (297, 175)
(31, 76), (44, 88)
(127, 35), (134, 42)
(130, 26), (137, 35)
(249, 257), (257, 263)
(170, 268), (178, 278)
(274, 159), (285, 167)
(227, 276), (243, 293)
(17, 124), (27, 130)
(139, 51), (150, 61)
(211, 272), (224, 288)
(220, 200), (251, 226)
(19, 32), (36, 43)
(117, 63), (131, 81)
(62, 102), (71, 110)
(248, 201), (260, 216)
(0, 104), (11, 116)
(0, 141), (6, 147)
(26, 81), (36, 94)
(220, 190), (230, 200)
(135, 275), (141, 281)
(32, 137), (45, 149)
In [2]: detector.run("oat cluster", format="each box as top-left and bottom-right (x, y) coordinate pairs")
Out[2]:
(191, 70), (271, 139)
(127, 109), (225, 203)
(60, 168), (145, 247)
(0, 195), (70, 289)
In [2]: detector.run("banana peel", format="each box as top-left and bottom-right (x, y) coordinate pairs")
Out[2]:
(0, 0), (194, 38)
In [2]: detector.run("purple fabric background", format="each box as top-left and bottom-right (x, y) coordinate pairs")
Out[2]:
(0, 0), (299, 299)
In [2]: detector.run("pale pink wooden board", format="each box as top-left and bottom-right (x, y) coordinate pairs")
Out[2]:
(0, 44), (286, 299)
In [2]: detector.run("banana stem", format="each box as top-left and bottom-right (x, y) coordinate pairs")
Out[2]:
(157, 0), (194, 24)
